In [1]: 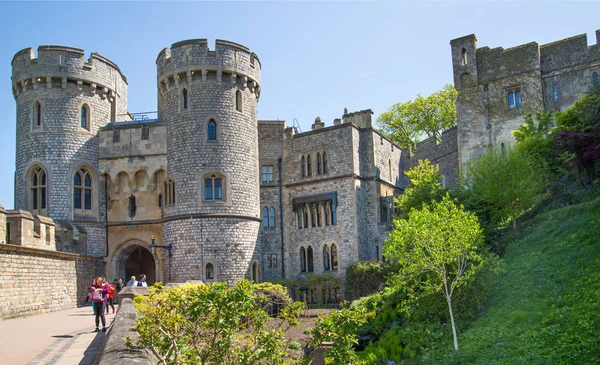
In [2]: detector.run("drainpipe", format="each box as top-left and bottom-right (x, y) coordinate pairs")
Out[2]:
(104, 174), (109, 258)
(278, 157), (285, 278)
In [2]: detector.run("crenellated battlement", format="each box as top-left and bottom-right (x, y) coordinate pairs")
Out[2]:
(156, 38), (261, 98)
(11, 45), (127, 101)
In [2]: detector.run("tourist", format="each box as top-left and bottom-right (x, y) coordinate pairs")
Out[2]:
(106, 280), (116, 314)
(89, 276), (109, 332)
(126, 276), (137, 286)
(90, 278), (97, 313)
(137, 274), (148, 287)
(114, 278), (122, 304)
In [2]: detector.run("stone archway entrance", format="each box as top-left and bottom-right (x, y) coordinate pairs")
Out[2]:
(111, 241), (159, 285)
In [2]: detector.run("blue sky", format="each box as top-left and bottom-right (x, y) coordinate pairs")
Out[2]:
(0, 1), (598, 209)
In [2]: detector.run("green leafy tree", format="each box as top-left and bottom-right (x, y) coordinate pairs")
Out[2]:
(460, 146), (548, 234)
(128, 280), (304, 365)
(383, 195), (484, 351)
(512, 110), (555, 164)
(397, 159), (448, 214)
(308, 306), (375, 364)
(377, 84), (458, 151)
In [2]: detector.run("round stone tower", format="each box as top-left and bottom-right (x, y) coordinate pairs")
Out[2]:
(12, 46), (128, 256)
(156, 39), (262, 283)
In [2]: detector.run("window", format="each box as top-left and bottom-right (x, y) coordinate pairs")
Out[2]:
(301, 156), (306, 177)
(593, 72), (599, 89)
(331, 244), (338, 270)
(303, 204), (309, 228)
(204, 173), (223, 200)
(158, 193), (163, 208)
(142, 125), (150, 140)
(206, 263), (214, 280)
(380, 196), (396, 223)
(324, 202), (331, 226)
(297, 207), (303, 229)
(300, 247), (307, 272)
(310, 203), (316, 227)
(128, 194), (136, 219)
(208, 119), (217, 141)
(323, 245), (330, 271)
(269, 207), (275, 228)
(164, 178), (175, 206)
(252, 261), (259, 283)
(81, 104), (90, 129)
(317, 153), (322, 174)
(33, 101), (42, 128)
(307, 155), (312, 176)
(263, 207), (269, 228)
(376, 246), (380, 261)
(74, 168), (92, 211)
(508, 90), (521, 109)
(267, 254), (278, 268)
(461, 47), (468, 65)
(182, 88), (188, 110)
(322, 151), (327, 173)
(307, 246), (314, 272)
(113, 129), (120, 143)
(261, 165), (274, 183)
(235, 90), (243, 112)
(553, 84), (558, 102)
(31, 167), (47, 214)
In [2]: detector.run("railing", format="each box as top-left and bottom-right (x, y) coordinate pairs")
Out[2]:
(117, 111), (158, 122)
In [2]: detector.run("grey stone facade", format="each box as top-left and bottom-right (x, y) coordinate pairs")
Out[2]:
(451, 30), (600, 169)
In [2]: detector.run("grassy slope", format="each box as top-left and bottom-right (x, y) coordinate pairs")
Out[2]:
(427, 197), (600, 364)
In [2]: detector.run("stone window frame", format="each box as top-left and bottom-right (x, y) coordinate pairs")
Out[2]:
(322, 151), (328, 174)
(198, 171), (232, 207)
(320, 240), (339, 272)
(26, 162), (49, 216)
(267, 253), (278, 268)
(261, 164), (274, 183)
(461, 47), (468, 66)
(71, 163), (98, 220)
(204, 116), (222, 144)
(298, 242), (315, 273)
(204, 259), (217, 281)
(235, 89), (243, 113)
(164, 177), (176, 207)
(31, 100), (44, 131)
(80, 103), (91, 130)
(251, 260), (260, 283)
(262, 206), (276, 229)
(506, 87), (522, 109)
(180, 87), (189, 111)
(293, 192), (337, 229)
(76, 101), (94, 133)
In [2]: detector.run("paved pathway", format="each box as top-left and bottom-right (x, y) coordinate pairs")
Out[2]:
(0, 305), (116, 365)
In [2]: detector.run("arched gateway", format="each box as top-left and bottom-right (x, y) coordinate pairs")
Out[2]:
(110, 241), (160, 284)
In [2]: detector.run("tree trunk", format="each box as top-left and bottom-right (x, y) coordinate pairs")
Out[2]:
(447, 296), (459, 351)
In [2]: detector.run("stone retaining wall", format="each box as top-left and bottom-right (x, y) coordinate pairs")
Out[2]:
(0, 244), (105, 319)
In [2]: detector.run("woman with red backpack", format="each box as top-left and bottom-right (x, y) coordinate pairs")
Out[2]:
(105, 280), (116, 314)
(87, 276), (109, 332)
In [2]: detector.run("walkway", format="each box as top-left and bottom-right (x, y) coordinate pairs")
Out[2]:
(0, 305), (116, 365)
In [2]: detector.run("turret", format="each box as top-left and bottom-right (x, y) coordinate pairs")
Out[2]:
(450, 34), (478, 90)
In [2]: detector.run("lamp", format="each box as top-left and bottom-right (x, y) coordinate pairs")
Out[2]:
(150, 235), (172, 257)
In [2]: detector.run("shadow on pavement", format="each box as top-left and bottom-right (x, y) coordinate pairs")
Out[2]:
(78, 331), (106, 365)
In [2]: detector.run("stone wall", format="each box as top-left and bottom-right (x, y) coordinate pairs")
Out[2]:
(409, 127), (459, 188)
(0, 244), (105, 319)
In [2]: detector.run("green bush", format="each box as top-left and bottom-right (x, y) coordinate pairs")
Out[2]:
(346, 261), (385, 300)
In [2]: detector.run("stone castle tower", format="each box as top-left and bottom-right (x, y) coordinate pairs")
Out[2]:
(11, 46), (128, 256)
(156, 39), (262, 282)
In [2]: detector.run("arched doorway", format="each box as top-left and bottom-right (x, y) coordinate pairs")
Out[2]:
(111, 241), (159, 285)
(252, 261), (259, 283)
(125, 247), (156, 284)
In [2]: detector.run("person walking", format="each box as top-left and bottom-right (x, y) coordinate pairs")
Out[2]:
(88, 276), (109, 332)
(114, 278), (122, 304)
(106, 280), (116, 315)
(137, 274), (148, 287)
(90, 278), (97, 313)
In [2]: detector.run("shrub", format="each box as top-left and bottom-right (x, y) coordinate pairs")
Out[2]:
(346, 261), (385, 300)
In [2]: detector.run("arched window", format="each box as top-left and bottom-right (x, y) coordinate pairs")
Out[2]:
(208, 119), (217, 141)
(31, 166), (47, 213)
(74, 168), (92, 211)
(263, 207), (269, 228)
(235, 90), (243, 112)
(206, 263), (214, 280)
(593, 72), (599, 89)
(164, 178), (175, 206)
(204, 173), (223, 200)
(33, 101), (42, 128)
(303, 204), (309, 228)
(307, 246), (314, 272)
(297, 206), (303, 229)
(81, 104), (90, 130)
(269, 207), (275, 228)
(323, 245), (330, 271)
(128, 194), (137, 219)
(252, 262), (259, 283)
(322, 151), (327, 173)
(310, 203), (316, 227)
(331, 244), (338, 271)
(316, 152), (322, 174)
(182, 88), (188, 110)
(324, 202), (331, 226)
(300, 247), (307, 272)
(307, 155), (312, 176)
(158, 193), (163, 208)
(301, 156), (306, 177)
(461, 47), (468, 65)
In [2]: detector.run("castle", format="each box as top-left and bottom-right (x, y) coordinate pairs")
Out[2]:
(4, 29), (599, 309)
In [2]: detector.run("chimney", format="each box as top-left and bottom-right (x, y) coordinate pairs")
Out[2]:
(311, 116), (325, 130)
